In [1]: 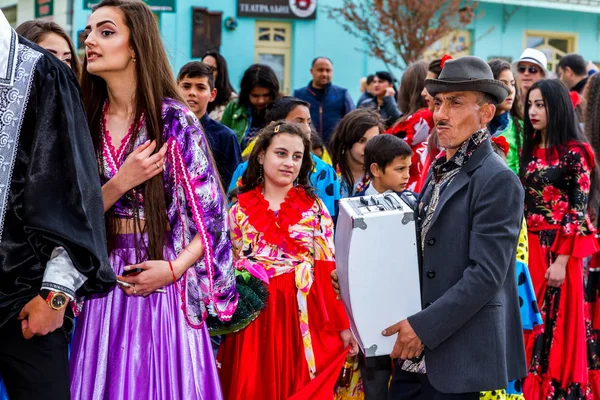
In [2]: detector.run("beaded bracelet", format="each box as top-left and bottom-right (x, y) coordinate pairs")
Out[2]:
(168, 261), (178, 284)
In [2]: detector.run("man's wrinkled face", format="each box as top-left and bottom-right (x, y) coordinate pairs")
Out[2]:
(432, 91), (495, 151)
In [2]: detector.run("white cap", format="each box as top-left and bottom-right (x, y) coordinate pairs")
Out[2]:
(514, 48), (548, 76)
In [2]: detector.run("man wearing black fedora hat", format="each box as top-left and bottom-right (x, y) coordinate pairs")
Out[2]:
(382, 56), (527, 399)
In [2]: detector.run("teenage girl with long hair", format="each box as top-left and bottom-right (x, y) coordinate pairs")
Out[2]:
(329, 109), (382, 199)
(221, 63), (280, 149)
(217, 122), (357, 399)
(520, 79), (600, 398)
(488, 59), (525, 174)
(202, 51), (237, 122)
(69, 1), (237, 398)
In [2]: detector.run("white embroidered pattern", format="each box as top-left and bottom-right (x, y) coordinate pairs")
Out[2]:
(0, 43), (42, 243)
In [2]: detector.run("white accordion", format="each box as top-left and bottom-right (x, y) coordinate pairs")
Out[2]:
(335, 193), (422, 357)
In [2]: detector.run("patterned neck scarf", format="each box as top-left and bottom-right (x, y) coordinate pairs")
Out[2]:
(419, 128), (490, 250)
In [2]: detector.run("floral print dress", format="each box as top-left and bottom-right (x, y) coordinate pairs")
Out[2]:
(521, 141), (600, 399)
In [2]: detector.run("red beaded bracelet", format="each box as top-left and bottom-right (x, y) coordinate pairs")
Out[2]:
(168, 261), (178, 284)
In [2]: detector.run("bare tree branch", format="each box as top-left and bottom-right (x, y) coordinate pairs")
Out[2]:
(325, 0), (487, 70)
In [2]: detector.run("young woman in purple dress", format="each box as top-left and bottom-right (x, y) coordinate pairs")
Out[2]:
(68, 0), (237, 398)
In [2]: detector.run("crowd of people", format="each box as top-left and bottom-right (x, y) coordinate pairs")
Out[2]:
(2, 0), (600, 399)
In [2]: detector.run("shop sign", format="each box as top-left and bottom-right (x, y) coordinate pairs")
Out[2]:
(238, 0), (317, 20)
(35, 0), (53, 18)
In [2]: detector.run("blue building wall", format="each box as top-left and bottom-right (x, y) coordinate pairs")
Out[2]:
(471, 3), (600, 63)
(72, 0), (600, 102)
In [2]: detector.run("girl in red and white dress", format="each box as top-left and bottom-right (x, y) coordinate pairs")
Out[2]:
(217, 122), (358, 400)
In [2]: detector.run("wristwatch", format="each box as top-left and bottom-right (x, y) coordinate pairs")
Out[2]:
(40, 290), (69, 311)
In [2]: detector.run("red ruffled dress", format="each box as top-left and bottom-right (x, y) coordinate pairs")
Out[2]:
(217, 187), (350, 400)
(521, 142), (600, 399)
(386, 108), (434, 192)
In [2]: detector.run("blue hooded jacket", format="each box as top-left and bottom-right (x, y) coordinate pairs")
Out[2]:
(293, 82), (354, 146)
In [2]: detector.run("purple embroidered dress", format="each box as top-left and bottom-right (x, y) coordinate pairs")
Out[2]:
(69, 99), (238, 400)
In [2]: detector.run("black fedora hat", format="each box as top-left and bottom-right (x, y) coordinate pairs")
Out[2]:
(425, 56), (510, 105)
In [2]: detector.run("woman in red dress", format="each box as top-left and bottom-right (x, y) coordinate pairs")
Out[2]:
(520, 79), (600, 398)
(217, 122), (358, 400)
(412, 56), (450, 193)
(386, 61), (433, 192)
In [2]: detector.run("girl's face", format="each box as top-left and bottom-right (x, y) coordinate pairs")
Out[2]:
(38, 32), (72, 68)
(259, 133), (305, 189)
(202, 55), (218, 79)
(285, 105), (311, 136)
(496, 69), (516, 114)
(84, 7), (135, 78)
(421, 71), (437, 111)
(347, 126), (380, 166)
(527, 88), (548, 133)
(249, 86), (272, 111)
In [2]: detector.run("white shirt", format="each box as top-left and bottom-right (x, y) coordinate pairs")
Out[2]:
(0, 10), (17, 87)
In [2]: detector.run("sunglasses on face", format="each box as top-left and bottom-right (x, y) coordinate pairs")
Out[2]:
(517, 65), (540, 75)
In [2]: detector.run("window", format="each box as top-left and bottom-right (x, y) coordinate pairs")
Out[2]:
(524, 31), (577, 72)
(192, 7), (222, 58)
(423, 30), (472, 60)
(254, 21), (292, 94)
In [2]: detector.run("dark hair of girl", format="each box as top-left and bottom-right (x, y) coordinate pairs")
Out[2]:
(82, 0), (186, 261)
(584, 72), (600, 215)
(428, 58), (444, 76)
(16, 20), (81, 77)
(238, 64), (280, 110)
(240, 121), (315, 200)
(488, 59), (524, 151)
(265, 96), (310, 123)
(585, 73), (600, 158)
(521, 79), (599, 214)
(202, 51), (235, 114)
(397, 61), (428, 122)
(329, 109), (383, 192)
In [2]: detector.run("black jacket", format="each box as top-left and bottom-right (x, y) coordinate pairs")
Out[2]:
(0, 36), (115, 328)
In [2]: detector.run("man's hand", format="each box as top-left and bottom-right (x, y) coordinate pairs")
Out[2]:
(384, 87), (396, 98)
(331, 269), (341, 300)
(382, 319), (424, 359)
(18, 295), (65, 339)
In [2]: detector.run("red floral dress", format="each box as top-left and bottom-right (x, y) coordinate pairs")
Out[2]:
(521, 141), (600, 399)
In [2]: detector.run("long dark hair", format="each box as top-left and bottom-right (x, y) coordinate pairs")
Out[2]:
(585, 72), (600, 215)
(240, 122), (315, 199)
(82, 0), (186, 260)
(238, 64), (280, 110)
(521, 79), (599, 213)
(397, 61), (428, 121)
(585, 73), (600, 153)
(16, 20), (81, 77)
(488, 59), (524, 151)
(330, 109), (383, 192)
(202, 51), (235, 114)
